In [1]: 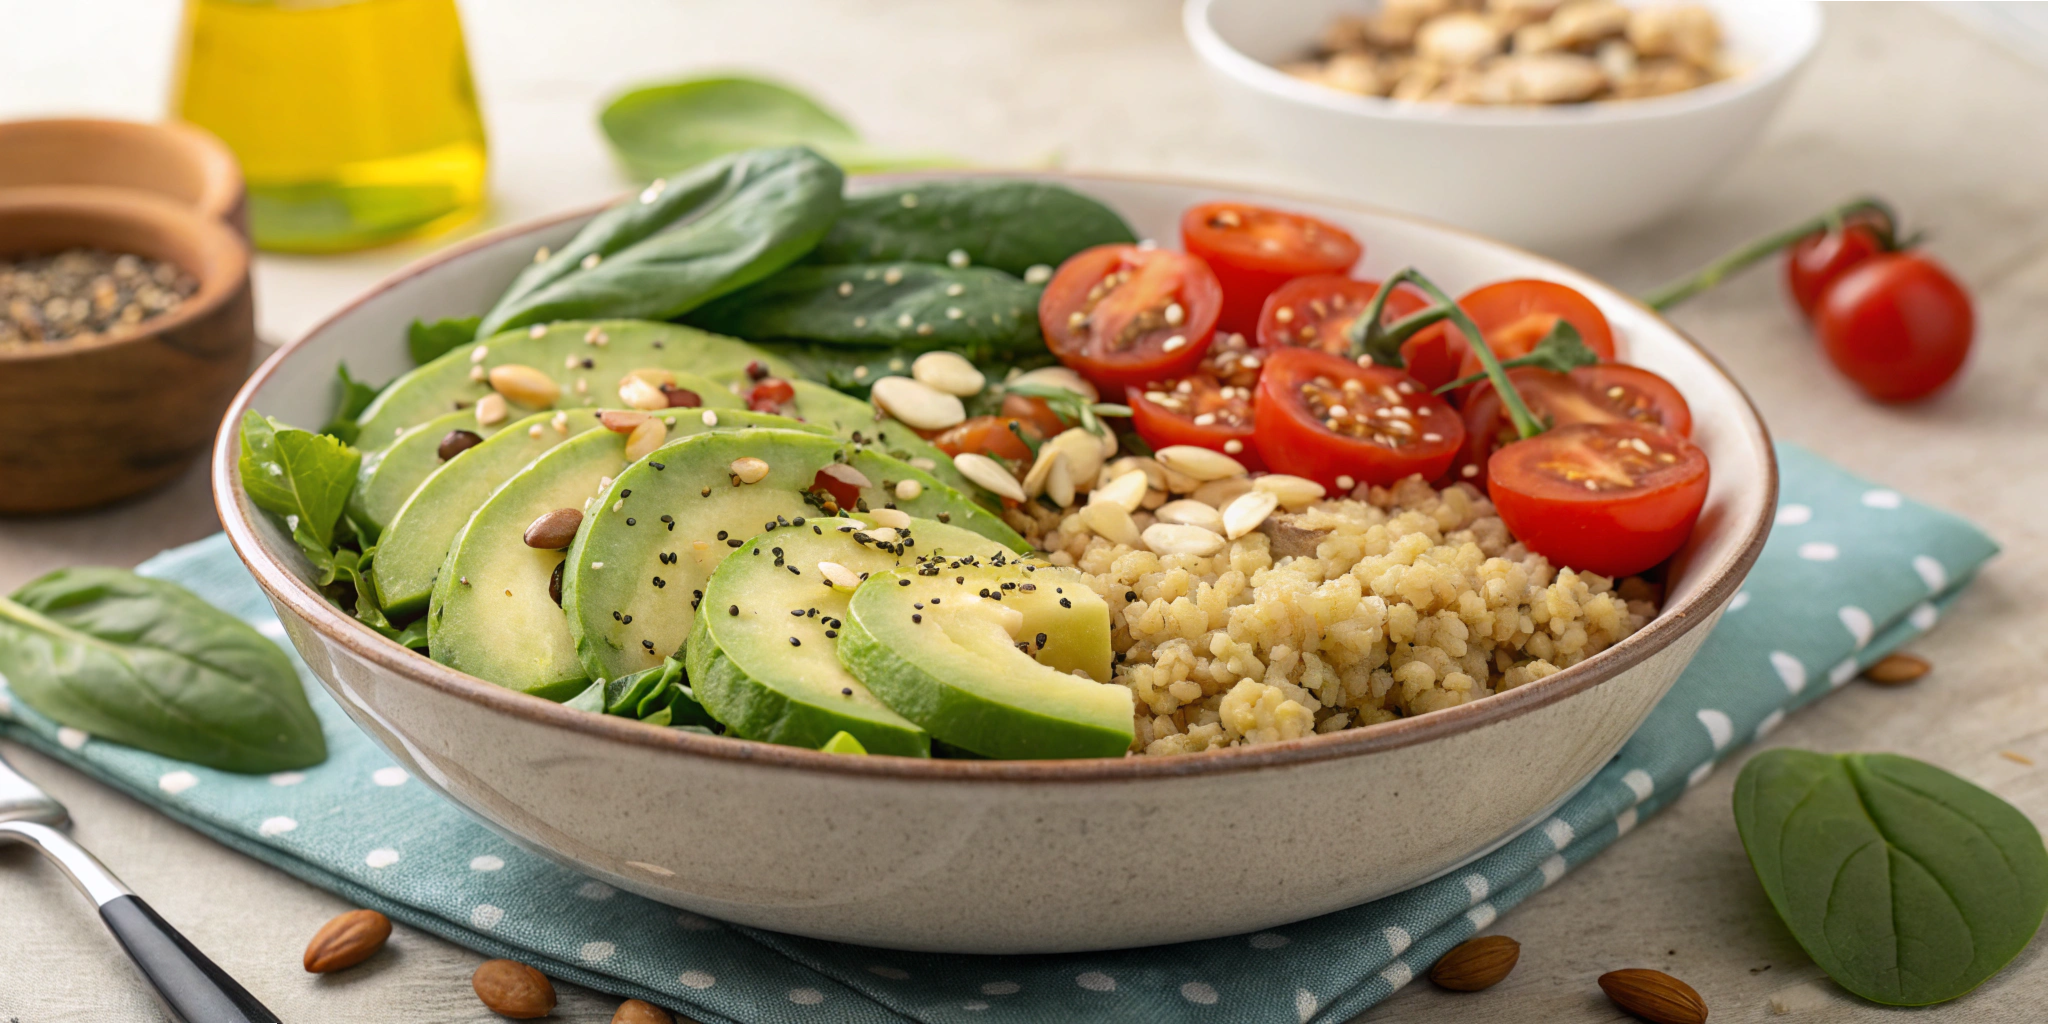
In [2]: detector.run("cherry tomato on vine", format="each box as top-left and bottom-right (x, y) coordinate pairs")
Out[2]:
(1128, 373), (1259, 467)
(1254, 274), (1431, 350)
(1447, 279), (1619, 386)
(1251, 347), (1462, 491)
(1000, 393), (1069, 438)
(1181, 203), (1362, 335)
(1460, 364), (1693, 481)
(1488, 421), (1709, 578)
(1785, 223), (1886, 320)
(1039, 244), (1222, 390)
(933, 416), (1041, 463)
(1813, 252), (1973, 403)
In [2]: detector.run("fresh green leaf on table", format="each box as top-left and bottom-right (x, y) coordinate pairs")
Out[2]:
(1733, 749), (2048, 1006)
(687, 262), (1043, 355)
(810, 180), (1137, 277)
(407, 316), (482, 365)
(318, 363), (383, 444)
(0, 568), (327, 773)
(238, 410), (361, 564)
(600, 76), (953, 180)
(476, 146), (844, 338)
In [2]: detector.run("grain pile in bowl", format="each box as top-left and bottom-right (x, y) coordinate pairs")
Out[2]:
(999, 444), (1657, 756)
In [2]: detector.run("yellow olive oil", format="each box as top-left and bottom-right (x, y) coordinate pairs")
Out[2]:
(174, 0), (488, 252)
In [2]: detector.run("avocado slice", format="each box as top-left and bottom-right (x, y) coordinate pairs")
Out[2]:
(349, 409), (510, 542)
(563, 428), (1026, 684)
(688, 513), (1009, 756)
(354, 319), (785, 441)
(838, 560), (1133, 759)
(787, 381), (984, 502)
(428, 428), (630, 698)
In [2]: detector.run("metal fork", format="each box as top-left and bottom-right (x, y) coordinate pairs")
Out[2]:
(0, 745), (275, 1023)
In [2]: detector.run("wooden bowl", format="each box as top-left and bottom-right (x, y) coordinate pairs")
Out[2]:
(0, 118), (247, 235)
(0, 188), (255, 513)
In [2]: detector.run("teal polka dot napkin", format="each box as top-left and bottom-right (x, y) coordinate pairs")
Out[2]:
(0, 443), (1997, 1023)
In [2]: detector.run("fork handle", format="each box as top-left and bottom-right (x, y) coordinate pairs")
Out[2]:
(0, 820), (274, 1022)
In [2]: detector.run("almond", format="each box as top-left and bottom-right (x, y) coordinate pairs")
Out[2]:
(611, 999), (673, 1024)
(489, 363), (561, 409)
(1599, 968), (1708, 1024)
(1428, 934), (1520, 991)
(302, 908), (390, 973)
(1862, 652), (1930, 685)
(473, 959), (556, 1019)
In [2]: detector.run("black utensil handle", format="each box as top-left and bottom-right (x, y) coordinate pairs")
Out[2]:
(99, 894), (275, 1023)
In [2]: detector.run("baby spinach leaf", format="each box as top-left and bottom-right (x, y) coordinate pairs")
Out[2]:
(238, 411), (362, 561)
(811, 180), (1137, 276)
(477, 146), (844, 338)
(0, 568), (327, 773)
(318, 363), (383, 444)
(599, 76), (952, 180)
(407, 316), (481, 365)
(1734, 749), (2048, 1006)
(686, 262), (1042, 354)
(563, 657), (717, 729)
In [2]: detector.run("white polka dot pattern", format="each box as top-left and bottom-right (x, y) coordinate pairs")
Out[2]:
(1616, 809), (1638, 836)
(1383, 926), (1411, 956)
(1798, 541), (1839, 561)
(1180, 981), (1219, 1005)
(1621, 769), (1655, 803)
(158, 771), (198, 795)
(470, 904), (504, 930)
(1378, 961), (1413, 989)
(372, 767), (408, 787)
(1910, 602), (1939, 630)
(267, 772), (304, 786)
(1776, 503), (1812, 525)
(981, 981), (1019, 996)
(1913, 555), (1947, 591)
(1295, 988), (1320, 1023)
(56, 727), (88, 750)
(1542, 818), (1574, 850)
(1757, 709), (1786, 737)
(1838, 606), (1872, 648)
(580, 941), (615, 963)
(1861, 489), (1902, 509)
(1829, 659), (1859, 688)
(1076, 971), (1116, 992)
(258, 816), (296, 836)
(364, 848), (400, 868)
(1465, 903), (1497, 931)
(677, 970), (715, 990)
(1687, 762), (1715, 789)
(1461, 874), (1489, 904)
(1249, 932), (1290, 949)
(788, 987), (825, 1005)
(1540, 855), (1568, 887)
(470, 855), (504, 872)
(1771, 651), (1807, 693)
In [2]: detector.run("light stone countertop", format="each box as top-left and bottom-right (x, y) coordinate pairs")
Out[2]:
(4, 2), (2048, 1021)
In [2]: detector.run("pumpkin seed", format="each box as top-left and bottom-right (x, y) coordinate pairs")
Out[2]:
(952, 452), (1026, 501)
(1155, 445), (1246, 482)
(1079, 501), (1144, 547)
(1223, 490), (1280, 540)
(1256, 474), (1327, 510)
(910, 351), (986, 397)
(1155, 499), (1225, 533)
(871, 375), (966, 431)
(1093, 469), (1149, 513)
(730, 457), (770, 484)
(1190, 476), (1255, 508)
(1142, 522), (1226, 557)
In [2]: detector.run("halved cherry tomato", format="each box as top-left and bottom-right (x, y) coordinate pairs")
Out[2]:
(1128, 373), (1259, 466)
(1447, 279), (1619, 385)
(1040, 245), (1222, 390)
(1813, 252), (1972, 403)
(1182, 203), (1362, 335)
(1459, 364), (1693, 482)
(1000, 394), (1070, 439)
(1488, 422), (1709, 578)
(1785, 223), (1885, 320)
(1252, 347), (1463, 491)
(933, 415), (1040, 463)
(1255, 274), (1434, 354)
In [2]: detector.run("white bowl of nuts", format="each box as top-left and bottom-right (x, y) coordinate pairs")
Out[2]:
(1184, 0), (1822, 249)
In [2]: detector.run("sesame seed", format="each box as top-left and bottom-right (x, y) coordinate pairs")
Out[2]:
(729, 605), (739, 616)
(1162, 334), (1187, 352)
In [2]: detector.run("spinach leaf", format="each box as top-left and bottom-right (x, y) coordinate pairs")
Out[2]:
(811, 180), (1136, 276)
(687, 262), (1042, 354)
(407, 316), (482, 365)
(476, 145), (844, 338)
(238, 410), (361, 563)
(564, 657), (717, 730)
(0, 568), (327, 773)
(1734, 749), (2048, 1006)
(599, 76), (952, 180)
(318, 363), (383, 445)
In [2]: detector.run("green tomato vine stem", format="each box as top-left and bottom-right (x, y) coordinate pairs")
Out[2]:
(1379, 268), (1546, 440)
(1643, 197), (1899, 311)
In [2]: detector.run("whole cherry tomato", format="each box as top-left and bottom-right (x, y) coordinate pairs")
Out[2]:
(1813, 252), (1973, 402)
(1182, 203), (1362, 335)
(1488, 421), (1709, 578)
(1039, 245), (1222, 390)
(1450, 279), (1619, 386)
(1252, 347), (1462, 491)
(1785, 223), (1886, 320)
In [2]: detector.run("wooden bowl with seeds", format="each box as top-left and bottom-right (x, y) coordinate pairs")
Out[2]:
(0, 187), (254, 513)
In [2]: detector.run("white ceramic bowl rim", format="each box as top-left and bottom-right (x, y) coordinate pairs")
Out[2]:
(212, 170), (1776, 784)
(1183, 0), (1823, 128)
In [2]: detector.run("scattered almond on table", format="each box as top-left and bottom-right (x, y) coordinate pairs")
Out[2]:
(1429, 934), (1522, 991)
(301, 908), (392, 973)
(1861, 651), (1930, 685)
(1282, 0), (1730, 106)
(473, 959), (557, 1019)
(611, 998), (675, 1024)
(1599, 967), (1709, 1024)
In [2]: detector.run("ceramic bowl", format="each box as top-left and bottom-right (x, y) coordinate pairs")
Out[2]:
(1184, 0), (1822, 249)
(0, 117), (247, 235)
(0, 188), (255, 514)
(213, 173), (1774, 954)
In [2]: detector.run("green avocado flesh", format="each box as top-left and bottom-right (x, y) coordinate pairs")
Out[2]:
(787, 381), (981, 501)
(350, 409), (505, 542)
(839, 561), (1132, 759)
(353, 320), (781, 441)
(374, 409), (606, 620)
(688, 514), (1010, 757)
(429, 429), (630, 698)
(563, 428), (1026, 685)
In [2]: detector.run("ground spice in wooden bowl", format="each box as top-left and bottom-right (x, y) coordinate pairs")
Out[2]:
(0, 247), (198, 347)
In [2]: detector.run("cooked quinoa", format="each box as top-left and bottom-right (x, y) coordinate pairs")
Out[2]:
(1019, 474), (1656, 756)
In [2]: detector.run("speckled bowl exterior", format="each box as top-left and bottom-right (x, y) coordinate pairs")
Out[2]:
(213, 173), (1775, 954)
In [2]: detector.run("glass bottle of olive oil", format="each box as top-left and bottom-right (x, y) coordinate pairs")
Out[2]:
(174, 0), (489, 253)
